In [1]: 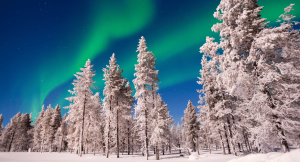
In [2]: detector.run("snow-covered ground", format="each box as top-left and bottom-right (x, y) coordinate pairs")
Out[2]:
(0, 149), (298, 162)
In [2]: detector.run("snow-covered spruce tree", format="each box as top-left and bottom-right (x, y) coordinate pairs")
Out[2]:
(174, 123), (183, 153)
(181, 100), (200, 152)
(33, 105), (45, 152)
(119, 80), (134, 155)
(49, 104), (61, 152)
(40, 104), (53, 153)
(245, 4), (300, 153)
(199, 0), (270, 155)
(14, 113), (33, 152)
(0, 112), (32, 152)
(197, 47), (224, 154)
(103, 53), (125, 158)
(54, 114), (68, 152)
(65, 59), (98, 157)
(170, 124), (176, 153)
(66, 118), (76, 153)
(130, 113), (141, 155)
(133, 36), (159, 160)
(1, 112), (21, 151)
(84, 92), (102, 155)
(150, 94), (170, 160)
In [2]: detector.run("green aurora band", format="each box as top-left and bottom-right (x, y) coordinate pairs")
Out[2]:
(29, 0), (155, 119)
(29, 0), (300, 120)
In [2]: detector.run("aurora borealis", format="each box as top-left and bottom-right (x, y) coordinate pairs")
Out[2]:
(1, 0), (300, 126)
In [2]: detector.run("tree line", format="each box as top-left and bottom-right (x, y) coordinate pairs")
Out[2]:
(0, 0), (300, 160)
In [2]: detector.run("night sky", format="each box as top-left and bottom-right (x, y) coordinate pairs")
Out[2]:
(1, 0), (300, 126)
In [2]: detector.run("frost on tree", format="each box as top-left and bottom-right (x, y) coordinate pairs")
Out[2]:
(133, 36), (159, 160)
(65, 59), (100, 157)
(1, 112), (33, 152)
(181, 101), (200, 152)
(199, 0), (300, 154)
(33, 105), (45, 152)
(150, 94), (170, 160)
(246, 4), (300, 153)
(103, 53), (134, 158)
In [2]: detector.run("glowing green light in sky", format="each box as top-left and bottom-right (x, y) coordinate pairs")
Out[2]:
(28, 0), (300, 121)
(29, 0), (155, 120)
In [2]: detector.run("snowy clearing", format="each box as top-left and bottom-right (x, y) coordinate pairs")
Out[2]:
(0, 149), (299, 162)
(228, 149), (300, 162)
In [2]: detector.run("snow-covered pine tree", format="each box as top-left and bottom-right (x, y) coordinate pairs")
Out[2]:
(14, 113), (33, 151)
(84, 92), (102, 155)
(199, 0), (270, 156)
(170, 124), (176, 153)
(181, 100), (200, 152)
(119, 80), (134, 155)
(33, 105), (45, 151)
(150, 94), (170, 160)
(1, 112), (21, 152)
(40, 104), (53, 153)
(103, 53), (125, 158)
(133, 36), (159, 160)
(174, 123), (182, 153)
(130, 113), (140, 155)
(54, 114), (68, 152)
(49, 104), (61, 152)
(246, 4), (300, 153)
(65, 59), (98, 157)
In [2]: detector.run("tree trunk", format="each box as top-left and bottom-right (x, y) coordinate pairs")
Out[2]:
(106, 96), (112, 158)
(224, 126), (231, 154)
(155, 145), (159, 160)
(145, 109), (149, 160)
(238, 143), (241, 152)
(162, 145), (165, 155)
(60, 135), (63, 153)
(128, 124), (130, 155)
(219, 129), (226, 155)
(205, 126), (211, 154)
(8, 130), (15, 152)
(79, 96), (86, 157)
(117, 109), (120, 158)
(197, 138), (200, 155)
(131, 134), (134, 155)
(106, 116), (110, 158)
(227, 116), (237, 156)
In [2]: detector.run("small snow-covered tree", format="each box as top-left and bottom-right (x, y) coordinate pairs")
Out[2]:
(14, 113), (33, 151)
(181, 101), (200, 152)
(65, 59), (98, 157)
(1, 112), (21, 152)
(54, 114), (68, 152)
(49, 104), (61, 152)
(40, 105), (53, 153)
(33, 105), (45, 151)
(150, 94), (170, 160)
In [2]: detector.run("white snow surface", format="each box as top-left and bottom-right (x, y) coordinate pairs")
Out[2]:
(0, 149), (298, 162)
(228, 149), (300, 162)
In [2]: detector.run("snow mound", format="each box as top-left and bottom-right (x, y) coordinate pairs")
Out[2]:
(188, 152), (199, 161)
(228, 149), (300, 162)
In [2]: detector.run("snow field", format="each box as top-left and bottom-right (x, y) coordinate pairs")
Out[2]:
(0, 149), (299, 162)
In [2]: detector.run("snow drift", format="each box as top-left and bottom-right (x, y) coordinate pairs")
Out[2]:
(228, 149), (300, 162)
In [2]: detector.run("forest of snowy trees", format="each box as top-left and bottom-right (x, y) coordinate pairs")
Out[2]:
(0, 0), (300, 160)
